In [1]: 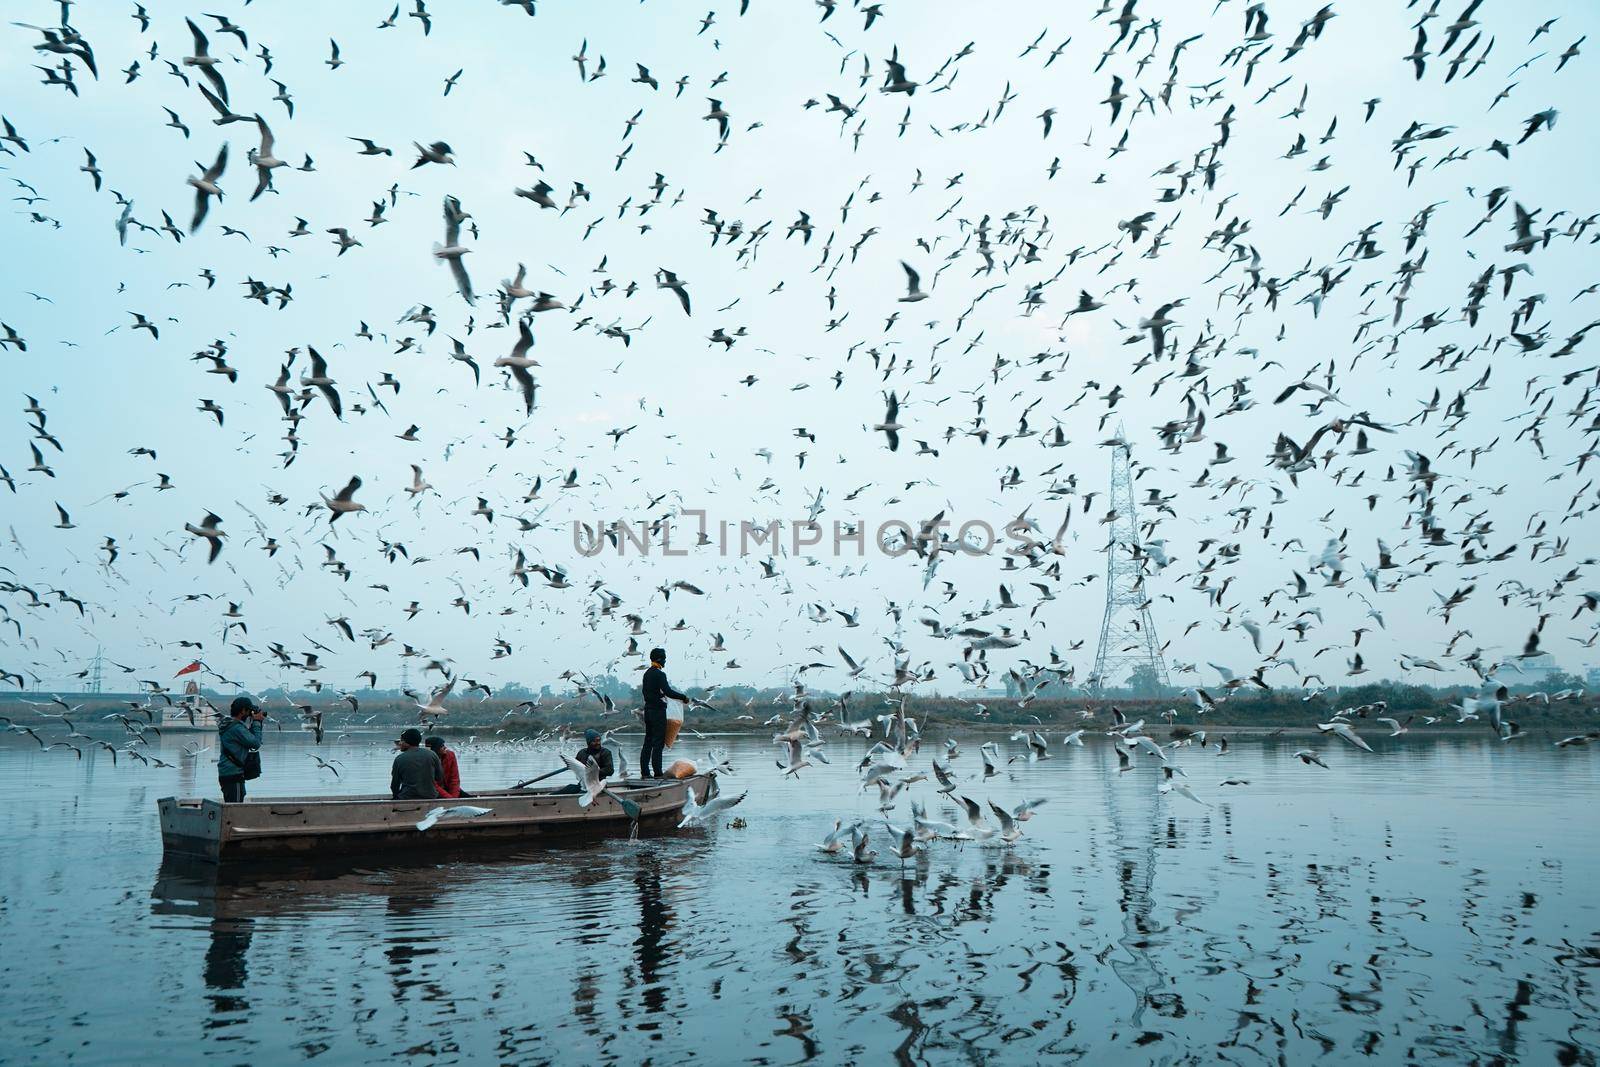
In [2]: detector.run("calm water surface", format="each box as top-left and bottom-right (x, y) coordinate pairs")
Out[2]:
(2, 729), (1597, 1065)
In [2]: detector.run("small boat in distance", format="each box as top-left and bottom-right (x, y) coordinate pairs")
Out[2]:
(159, 686), (219, 732)
(158, 774), (712, 862)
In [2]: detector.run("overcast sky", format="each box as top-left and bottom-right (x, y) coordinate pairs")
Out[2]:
(2, 0), (1598, 699)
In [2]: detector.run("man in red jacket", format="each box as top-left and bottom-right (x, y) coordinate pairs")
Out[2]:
(424, 736), (467, 799)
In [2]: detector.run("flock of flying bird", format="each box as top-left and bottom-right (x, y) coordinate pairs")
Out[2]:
(3, 0), (1600, 807)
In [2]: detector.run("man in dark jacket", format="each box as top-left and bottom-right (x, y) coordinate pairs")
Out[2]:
(641, 648), (688, 778)
(391, 728), (444, 799)
(576, 728), (615, 778)
(217, 696), (264, 803)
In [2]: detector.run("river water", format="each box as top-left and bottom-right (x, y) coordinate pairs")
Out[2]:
(1, 728), (1597, 1065)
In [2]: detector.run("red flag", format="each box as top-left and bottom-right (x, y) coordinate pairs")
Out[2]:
(174, 661), (201, 677)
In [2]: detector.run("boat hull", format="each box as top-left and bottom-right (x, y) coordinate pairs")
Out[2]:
(158, 776), (710, 862)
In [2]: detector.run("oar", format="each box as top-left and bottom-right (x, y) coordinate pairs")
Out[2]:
(511, 766), (567, 790)
(602, 787), (641, 821)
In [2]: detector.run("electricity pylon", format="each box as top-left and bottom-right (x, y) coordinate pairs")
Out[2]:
(1091, 432), (1170, 695)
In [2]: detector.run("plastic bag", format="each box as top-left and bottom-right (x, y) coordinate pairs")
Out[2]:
(664, 703), (684, 748)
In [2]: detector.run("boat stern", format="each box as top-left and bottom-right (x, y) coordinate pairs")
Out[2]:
(158, 796), (225, 862)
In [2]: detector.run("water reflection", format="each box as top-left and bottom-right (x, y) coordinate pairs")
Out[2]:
(633, 853), (671, 1016)
(202, 915), (253, 1022)
(1103, 771), (1165, 1029)
(1, 733), (1590, 1064)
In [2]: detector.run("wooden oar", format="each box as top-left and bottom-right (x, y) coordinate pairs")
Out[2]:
(511, 766), (567, 790)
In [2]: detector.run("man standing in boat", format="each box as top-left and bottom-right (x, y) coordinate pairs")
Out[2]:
(217, 696), (265, 803)
(641, 647), (689, 779)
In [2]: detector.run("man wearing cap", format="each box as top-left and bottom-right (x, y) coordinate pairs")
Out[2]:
(641, 647), (688, 779)
(553, 729), (615, 794)
(391, 727), (444, 800)
(576, 729), (615, 778)
(217, 696), (265, 803)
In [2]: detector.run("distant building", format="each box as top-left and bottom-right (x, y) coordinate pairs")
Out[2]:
(1494, 660), (1566, 687)
(1586, 666), (1600, 690)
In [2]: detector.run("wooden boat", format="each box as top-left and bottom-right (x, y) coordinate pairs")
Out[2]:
(158, 775), (711, 862)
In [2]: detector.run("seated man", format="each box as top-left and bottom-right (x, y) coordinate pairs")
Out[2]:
(425, 736), (465, 799)
(556, 729), (614, 793)
(391, 728), (443, 800)
(577, 728), (614, 777)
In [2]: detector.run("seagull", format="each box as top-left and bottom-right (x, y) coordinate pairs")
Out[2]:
(777, 736), (811, 777)
(897, 261), (928, 302)
(321, 476), (366, 523)
(434, 196), (474, 304)
(885, 822), (923, 860)
(1011, 798), (1048, 823)
(979, 741), (1001, 778)
(494, 319), (538, 416)
(703, 98), (731, 141)
(416, 676), (455, 717)
(183, 512), (225, 563)
(186, 142), (227, 233)
(248, 116), (284, 200)
(308, 753), (343, 777)
(987, 801), (1023, 843)
(412, 140), (454, 168)
(656, 268), (691, 315)
(679, 783), (747, 828)
(1319, 721), (1374, 751)
(953, 795), (996, 840)
(406, 465), (432, 496)
(416, 805), (493, 831)
(873, 392), (903, 451)
(182, 18), (229, 104)
(80, 148), (101, 190)
(300, 347), (343, 418)
(561, 753), (639, 818)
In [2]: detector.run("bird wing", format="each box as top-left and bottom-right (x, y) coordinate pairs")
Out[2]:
(900, 260), (920, 294)
(443, 197), (462, 245)
(449, 257), (475, 305)
(186, 17), (209, 57)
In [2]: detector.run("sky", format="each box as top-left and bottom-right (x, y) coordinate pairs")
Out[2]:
(2, 0), (1599, 701)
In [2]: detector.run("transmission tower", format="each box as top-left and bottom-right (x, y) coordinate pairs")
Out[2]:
(88, 646), (104, 695)
(1091, 432), (1170, 695)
